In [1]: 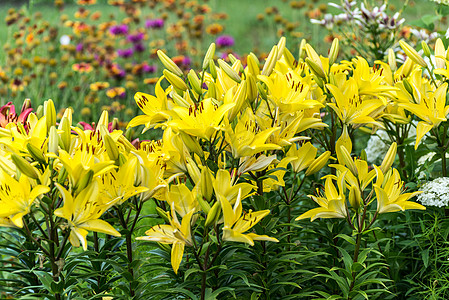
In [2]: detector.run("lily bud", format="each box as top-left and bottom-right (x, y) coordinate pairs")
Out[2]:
(11, 154), (39, 180)
(98, 110), (109, 127)
(388, 48), (397, 72)
(206, 82), (217, 99)
(202, 43), (216, 70)
(435, 38), (445, 69)
(299, 39), (307, 59)
(283, 47), (296, 68)
(179, 132), (204, 157)
(75, 169), (94, 193)
(209, 60), (217, 80)
(187, 70), (202, 94)
(380, 142), (397, 173)
(306, 57), (326, 79)
(399, 40), (427, 68)
(217, 59), (241, 83)
(401, 58), (413, 78)
(246, 53), (260, 76)
(246, 73), (258, 103)
(328, 38), (339, 66)
(349, 185), (361, 209)
(402, 78), (414, 95)
(59, 117), (71, 151)
(156, 207), (171, 223)
(44, 99), (56, 130)
(261, 45), (278, 76)
(421, 41), (431, 58)
(305, 151), (331, 176)
(35, 105), (43, 118)
(57, 166), (68, 184)
(21, 98), (32, 112)
(104, 134), (119, 162)
(117, 153), (127, 167)
(48, 126), (59, 155)
(205, 201), (221, 227)
(27, 143), (46, 164)
(172, 92), (191, 107)
(338, 145), (358, 176)
(163, 70), (188, 91)
(257, 82), (268, 100)
(276, 36), (286, 61)
(200, 167), (214, 202)
(157, 50), (183, 76)
(228, 80), (247, 121)
(197, 194), (212, 214)
(186, 157), (200, 184)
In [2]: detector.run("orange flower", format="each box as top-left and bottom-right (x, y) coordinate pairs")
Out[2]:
(77, 0), (96, 5)
(90, 81), (110, 91)
(72, 62), (93, 73)
(106, 87), (125, 98)
(206, 23), (223, 35)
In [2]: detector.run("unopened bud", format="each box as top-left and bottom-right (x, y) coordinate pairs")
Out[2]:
(306, 57), (326, 79)
(163, 69), (188, 91)
(104, 134), (119, 162)
(44, 99), (56, 130)
(218, 59), (241, 83)
(27, 143), (46, 164)
(305, 151), (331, 176)
(328, 38), (339, 65)
(338, 145), (358, 176)
(257, 82), (268, 100)
(48, 126), (59, 155)
(380, 142), (397, 173)
(187, 70), (202, 94)
(421, 41), (431, 58)
(156, 207), (171, 223)
(209, 60), (217, 80)
(299, 39), (307, 60)
(276, 37), (286, 61)
(402, 78), (414, 95)
(246, 73), (258, 103)
(202, 43), (216, 70)
(283, 47), (296, 68)
(200, 167), (213, 201)
(399, 40), (427, 68)
(157, 50), (183, 76)
(205, 201), (221, 227)
(75, 169), (94, 192)
(11, 154), (39, 180)
(349, 185), (361, 209)
(388, 48), (397, 72)
(57, 166), (68, 184)
(261, 45), (278, 76)
(247, 53), (260, 75)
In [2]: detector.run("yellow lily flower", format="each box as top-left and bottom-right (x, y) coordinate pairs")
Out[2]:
(225, 108), (281, 158)
(55, 182), (121, 250)
(0, 170), (49, 228)
(218, 192), (278, 246)
(166, 184), (200, 217)
(169, 98), (235, 141)
(97, 157), (149, 208)
(296, 171), (348, 221)
(398, 83), (449, 149)
(128, 79), (172, 129)
(326, 78), (385, 127)
(373, 167), (424, 214)
(286, 142), (317, 173)
(213, 169), (255, 204)
(136, 209), (194, 274)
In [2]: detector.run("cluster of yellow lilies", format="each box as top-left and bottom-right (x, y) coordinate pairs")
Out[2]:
(2, 36), (442, 274)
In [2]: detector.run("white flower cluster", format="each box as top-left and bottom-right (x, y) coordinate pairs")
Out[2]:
(431, 0), (449, 5)
(417, 177), (449, 207)
(365, 129), (390, 163)
(311, 0), (404, 30)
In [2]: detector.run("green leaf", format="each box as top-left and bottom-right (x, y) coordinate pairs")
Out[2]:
(336, 233), (356, 245)
(422, 248), (430, 268)
(32, 271), (54, 293)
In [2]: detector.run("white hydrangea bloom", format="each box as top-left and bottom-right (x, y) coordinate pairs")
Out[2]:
(417, 177), (449, 207)
(365, 129), (390, 163)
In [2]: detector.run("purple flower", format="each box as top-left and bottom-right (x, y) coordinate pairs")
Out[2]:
(182, 56), (191, 66)
(76, 43), (84, 52)
(215, 35), (235, 48)
(127, 32), (144, 43)
(133, 43), (145, 53)
(142, 64), (157, 73)
(117, 48), (134, 58)
(145, 19), (164, 29)
(109, 24), (129, 35)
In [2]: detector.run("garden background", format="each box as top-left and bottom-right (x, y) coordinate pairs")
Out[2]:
(0, 0), (449, 299)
